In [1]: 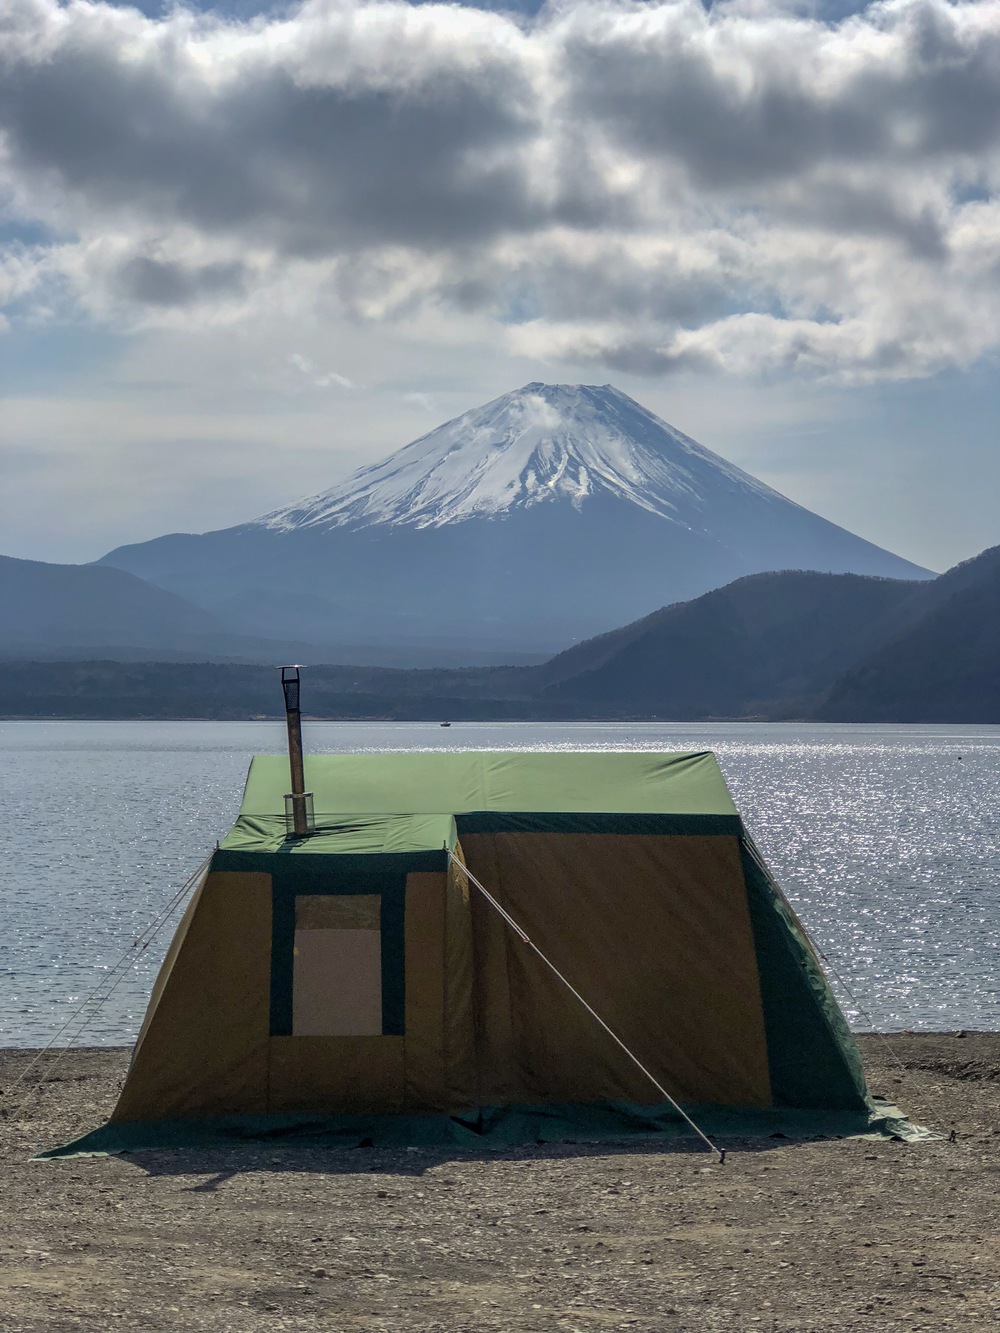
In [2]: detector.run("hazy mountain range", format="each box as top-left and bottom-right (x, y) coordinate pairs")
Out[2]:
(0, 555), (537, 668)
(94, 383), (930, 657)
(0, 554), (322, 664)
(4, 545), (999, 722)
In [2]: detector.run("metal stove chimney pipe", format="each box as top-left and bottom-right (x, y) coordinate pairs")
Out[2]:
(280, 665), (309, 837)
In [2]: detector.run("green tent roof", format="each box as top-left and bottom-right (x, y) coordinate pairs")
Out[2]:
(220, 750), (739, 857)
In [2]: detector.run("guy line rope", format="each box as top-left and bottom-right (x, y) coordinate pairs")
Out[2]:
(446, 847), (726, 1163)
(812, 941), (953, 1140)
(2, 851), (213, 1137)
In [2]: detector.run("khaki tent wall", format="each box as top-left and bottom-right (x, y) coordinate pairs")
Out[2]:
(112, 871), (273, 1121)
(113, 836), (775, 1122)
(110, 830), (856, 1126)
(459, 832), (772, 1109)
(112, 863), (478, 1122)
(401, 862), (477, 1111)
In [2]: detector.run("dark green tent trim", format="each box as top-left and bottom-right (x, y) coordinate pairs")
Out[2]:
(268, 868), (408, 1038)
(740, 836), (868, 1111)
(453, 812), (743, 837)
(213, 848), (448, 877)
(37, 1098), (930, 1160)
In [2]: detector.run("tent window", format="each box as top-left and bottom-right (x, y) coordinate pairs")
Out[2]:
(292, 894), (382, 1036)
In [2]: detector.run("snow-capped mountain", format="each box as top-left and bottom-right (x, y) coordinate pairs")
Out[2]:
(99, 384), (931, 660)
(254, 383), (779, 533)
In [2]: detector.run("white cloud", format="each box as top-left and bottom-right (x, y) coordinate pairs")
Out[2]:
(287, 352), (354, 389)
(3, 0), (1000, 380)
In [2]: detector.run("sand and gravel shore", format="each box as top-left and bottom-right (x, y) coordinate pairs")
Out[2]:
(1, 1033), (997, 1333)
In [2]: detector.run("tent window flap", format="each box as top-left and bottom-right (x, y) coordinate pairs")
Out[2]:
(290, 894), (382, 1036)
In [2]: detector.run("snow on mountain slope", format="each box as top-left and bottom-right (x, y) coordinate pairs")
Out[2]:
(252, 383), (782, 533)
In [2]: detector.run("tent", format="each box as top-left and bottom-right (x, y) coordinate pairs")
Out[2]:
(46, 750), (907, 1157)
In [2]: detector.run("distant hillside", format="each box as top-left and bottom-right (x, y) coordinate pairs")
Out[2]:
(818, 545), (1000, 722)
(0, 660), (548, 721)
(0, 554), (533, 667)
(0, 554), (228, 654)
(534, 571), (919, 716)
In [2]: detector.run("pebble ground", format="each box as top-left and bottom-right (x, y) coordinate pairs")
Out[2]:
(1, 1033), (997, 1332)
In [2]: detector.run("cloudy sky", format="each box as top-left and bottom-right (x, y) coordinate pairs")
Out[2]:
(3, 0), (1000, 571)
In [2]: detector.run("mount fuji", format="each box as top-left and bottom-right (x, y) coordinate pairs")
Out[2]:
(98, 384), (931, 659)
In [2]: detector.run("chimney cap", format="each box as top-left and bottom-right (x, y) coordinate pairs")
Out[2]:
(279, 665), (303, 712)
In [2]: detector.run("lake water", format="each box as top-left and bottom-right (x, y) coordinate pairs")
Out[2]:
(2, 720), (998, 1046)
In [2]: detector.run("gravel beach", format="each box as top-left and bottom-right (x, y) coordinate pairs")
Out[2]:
(1, 1033), (997, 1332)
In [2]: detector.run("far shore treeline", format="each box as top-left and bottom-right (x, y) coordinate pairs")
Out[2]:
(3, 544), (999, 724)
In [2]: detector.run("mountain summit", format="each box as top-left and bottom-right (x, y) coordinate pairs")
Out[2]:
(100, 383), (931, 659)
(254, 383), (779, 533)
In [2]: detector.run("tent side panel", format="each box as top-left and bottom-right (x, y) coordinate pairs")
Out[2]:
(443, 850), (478, 1108)
(741, 836), (869, 1111)
(110, 871), (272, 1121)
(402, 867), (477, 1111)
(461, 832), (772, 1108)
(268, 1036), (404, 1113)
(465, 835), (519, 1103)
(126, 863), (210, 1058)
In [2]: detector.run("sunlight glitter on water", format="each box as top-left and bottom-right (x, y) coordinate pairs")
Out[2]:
(1, 720), (998, 1044)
